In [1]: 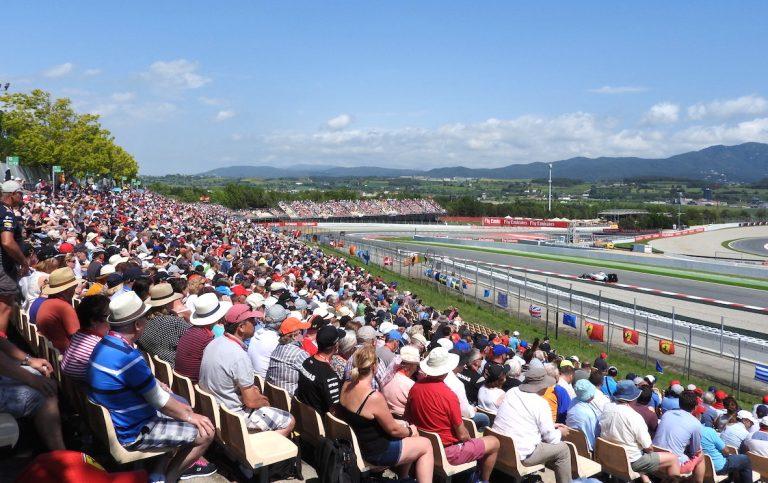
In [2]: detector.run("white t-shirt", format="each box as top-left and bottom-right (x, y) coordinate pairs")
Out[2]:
(599, 402), (652, 463)
(247, 326), (280, 378)
(445, 370), (476, 418)
(492, 387), (562, 460)
(477, 386), (506, 414)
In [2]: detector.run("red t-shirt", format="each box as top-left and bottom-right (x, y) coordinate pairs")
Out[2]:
(174, 326), (213, 383)
(36, 298), (81, 352)
(405, 378), (462, 446)
(16, 450), (146, 483)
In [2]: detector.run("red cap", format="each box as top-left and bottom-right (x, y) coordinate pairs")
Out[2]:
(231, 285), (251, 297)
(762, 394), (768, 404)
(669, 379), (681, 387)
(692, 405), (707, 416)
(600, 352), (607, 359)
(58, 242), (74, 254)
(715, 390), (728, 400)
(224, 304), (261, 324)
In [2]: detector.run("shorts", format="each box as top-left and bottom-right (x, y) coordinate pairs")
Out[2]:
(679, 454), (703, 474)
(126, 414), (198, 451)
(365, 438), (403, 467)
(245, 406), (293, 432)
(445, 438), (486, 466)
(631, 452), (660, 474)
(0, 373), (45, 418)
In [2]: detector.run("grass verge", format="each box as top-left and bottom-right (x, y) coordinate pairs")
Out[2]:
(321, 244), (760, 406)
(385, 238), (768, 292)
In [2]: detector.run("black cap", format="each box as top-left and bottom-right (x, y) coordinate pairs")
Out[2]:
(316, 325), (347, 350)
(485, 363), (506, 384)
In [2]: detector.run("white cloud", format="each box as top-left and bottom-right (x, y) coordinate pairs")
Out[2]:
(141, 59), (211, 90)
(643, 102), (679, 124)
(111, 91), (136, 102)
(199, 96), (225, 106)
(252, 109), (768, 170)
(43, 62), (74, 78)
(89, 101), (176, 121)
(83, 68), (102, 76)
(326, 113), (352, 130)
(589, 85), (648, 94)
(214, 109), (236, 122)
(687, 95), (768, 120)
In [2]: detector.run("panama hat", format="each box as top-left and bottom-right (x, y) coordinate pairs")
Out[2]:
(419, 346), (460, 377)
(108, 254), (129, 266)
(146, 283), (181, 307)
(245, 292), (265, 309)
(42, 267), (82, 295)
(190, 292), (232, 326)
(399, 345), (421, 364)
(520, 366), (557, 393)
(108, 291), (151, 326)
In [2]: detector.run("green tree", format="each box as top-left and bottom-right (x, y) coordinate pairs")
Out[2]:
(0, 89), (138, 179)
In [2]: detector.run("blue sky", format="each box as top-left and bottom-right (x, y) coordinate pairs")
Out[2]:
(2, 1), (768, 174)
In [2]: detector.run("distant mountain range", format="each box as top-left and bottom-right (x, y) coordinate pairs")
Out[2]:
(200, 142), (768, 182)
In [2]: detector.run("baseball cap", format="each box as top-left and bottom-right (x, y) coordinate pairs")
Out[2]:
(316, 325), (347, 350)
(386, 330), (403, 342)
(230, 285), (250, 297)
(484, 363), (505, 384)
(670, 384), (684, 395)
(560, 360), (574, 368)
(215, 285), (234, 297)
(737, 410), (757, 424)
(265, 304), (289, 324)
(762, 394), (768, 404)
(224, 304), (261, 324)
(644, 375), (656, 385)
(760, 416), (768, 427)
(693, 405), (707, 416)
(454, 339), (471, 353)
(493, 345), (511, 357)
(279, 317), (310, 335)
(714, 390), (728, 400)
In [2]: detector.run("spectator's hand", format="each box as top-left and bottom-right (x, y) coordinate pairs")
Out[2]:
(409, 424), (419, 436)
(158, 381), (171, 393)
(28, 357), (53, 376)
(189, 413), (215, 437)
(29, 374), (58, 397)
(555, 423), (570, 437)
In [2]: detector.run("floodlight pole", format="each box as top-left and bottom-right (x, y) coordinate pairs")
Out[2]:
(548, 163), (553, 213)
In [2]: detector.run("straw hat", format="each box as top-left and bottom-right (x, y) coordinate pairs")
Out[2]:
(190, 292), (232, 326)
(42, 267), (82, 295)
(108, 254), (128, 266)
(146, 283), (181, 307)
(419, 347), (460, 377)
(108, 291), (151, 326)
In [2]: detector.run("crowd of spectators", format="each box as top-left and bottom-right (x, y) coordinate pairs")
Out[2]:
(0, 180), (767, 483)
(277, 198), (445, 220)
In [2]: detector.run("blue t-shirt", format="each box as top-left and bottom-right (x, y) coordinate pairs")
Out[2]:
(700, 425), (726, 471)
(660, 395), (680, 413)
(566, 401), (601, 450)
(29, 297), (48, 324)
(601, 376), (617, 397)
(87, 333), (158, 445)
(554, 384), (571, 423)
(653, 409), (702, 464)
(508, 337), (519, 351)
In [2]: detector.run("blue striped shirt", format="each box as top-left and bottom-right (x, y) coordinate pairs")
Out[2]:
(87, 333), (158, 445)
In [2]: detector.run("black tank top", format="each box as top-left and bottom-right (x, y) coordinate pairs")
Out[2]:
(337, 390), (399, 456)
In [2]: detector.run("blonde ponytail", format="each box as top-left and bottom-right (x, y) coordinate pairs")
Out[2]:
(350, 345), (376, 385)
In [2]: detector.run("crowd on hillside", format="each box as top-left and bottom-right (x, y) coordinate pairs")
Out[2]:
(276, 198), (445, 220)
(0, 181), (767, 483)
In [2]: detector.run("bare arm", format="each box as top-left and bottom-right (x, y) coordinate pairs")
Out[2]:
(1, 232), (28, 269)
(159, 392), (215, 437)
(241, 385), (270, 409)
(370, 392), (411, 438)
(454, 421), (471, 442)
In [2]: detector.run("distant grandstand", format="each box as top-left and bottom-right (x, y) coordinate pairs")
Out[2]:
(248, 198), (446, 222)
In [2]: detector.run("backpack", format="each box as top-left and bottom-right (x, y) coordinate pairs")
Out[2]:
(315, 437), (361, 483)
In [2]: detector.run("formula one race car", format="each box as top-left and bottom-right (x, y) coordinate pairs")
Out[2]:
(578, 271), (619, 283)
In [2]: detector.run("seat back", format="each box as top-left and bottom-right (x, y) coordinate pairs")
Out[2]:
(152, 355), (173, 387)
(463, 417), (479, 438)
(218, 404), (249, 464)
(594, 437), (639, 480)
(264, 381), (291, 412)
(563, 427), (591, 457)
(27, 321), (39, 352)
(47, 343), (62, 383)
(254, 374), (264, 393)
(171, 370), (195, 408)
(484, 427), (533, 476)
(748, 451), (768, 480)
(140, 351), (155, 374)
(84, 398), (167, 463)
(325, 412), (367, 472)
(194, 385), (222, 435)
(702, 453), (723, 481)
(417, 429), (452, 472)
(291, 397), (325, 445)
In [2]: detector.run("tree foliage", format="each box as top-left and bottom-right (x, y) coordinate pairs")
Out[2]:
(0, 89), (138, 179)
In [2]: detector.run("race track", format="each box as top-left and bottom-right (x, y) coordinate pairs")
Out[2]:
(730, 237), (768, 257)
(650, 225), (768, 260)
(353, 236), (767, 307)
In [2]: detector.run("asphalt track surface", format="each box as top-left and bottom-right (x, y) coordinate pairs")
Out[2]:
(352, 236), (768, 307)
(730, 237), (768, 257)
